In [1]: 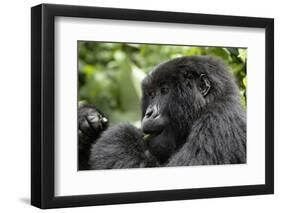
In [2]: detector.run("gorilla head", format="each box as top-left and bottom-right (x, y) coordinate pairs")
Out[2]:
(141, 56), (240, 163)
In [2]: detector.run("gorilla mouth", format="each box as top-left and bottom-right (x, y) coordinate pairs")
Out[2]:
(141, 123), (166, 143)
(143, 133), (159, 142)
(142, 125), (168, 144)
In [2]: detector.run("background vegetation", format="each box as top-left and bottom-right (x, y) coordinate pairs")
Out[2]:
(78, 42), (247, 126)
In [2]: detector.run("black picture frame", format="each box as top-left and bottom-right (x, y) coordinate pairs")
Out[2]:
(31, 3), (274, 209)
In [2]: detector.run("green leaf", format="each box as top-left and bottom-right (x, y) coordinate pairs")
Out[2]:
(82, 64), (95, 76)
(131, 64), (146, 100)
(243, 77), (247, 87)
(238, 49), (247, 63)
(117, 59), (141, 121)
(205, 48), (230, 62)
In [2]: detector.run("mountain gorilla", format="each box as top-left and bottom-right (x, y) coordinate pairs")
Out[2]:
(78, 56), (246, 170)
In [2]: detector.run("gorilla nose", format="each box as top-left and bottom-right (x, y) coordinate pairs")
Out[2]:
(142, 105), (166, 134)
(145, 105), (159, 119)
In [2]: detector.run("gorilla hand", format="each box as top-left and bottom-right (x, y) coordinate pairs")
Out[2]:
(78, 104), (109, 170)
(78, 104), (109, 146)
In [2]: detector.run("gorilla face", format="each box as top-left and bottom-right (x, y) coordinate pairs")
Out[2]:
(141, 70), (177, 162)
(141, 81), (175, 163)
(141, 83), (170, 135)
(141, 57), (212, 163)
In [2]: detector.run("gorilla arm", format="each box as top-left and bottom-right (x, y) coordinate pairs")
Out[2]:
(89, 124), (159, 169)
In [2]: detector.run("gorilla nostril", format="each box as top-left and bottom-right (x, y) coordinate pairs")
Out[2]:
(153, 114), (160, 119)
(145, 109), (153, 118)
(145, 105), (160, 119)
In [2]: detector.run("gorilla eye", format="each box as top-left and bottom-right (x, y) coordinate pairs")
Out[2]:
(148, 90), (155, 98)
(160, 86), (169, 95)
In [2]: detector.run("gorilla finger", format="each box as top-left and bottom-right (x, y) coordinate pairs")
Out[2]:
(87, 114), (108, 130)
(79, 118), (94, 136)
(78, 130), (92, 145)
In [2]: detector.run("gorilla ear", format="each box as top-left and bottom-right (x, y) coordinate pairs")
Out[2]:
(199, 74), (211, 97)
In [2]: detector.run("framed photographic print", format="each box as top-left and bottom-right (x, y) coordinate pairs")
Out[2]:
(31, 3), (274, 209)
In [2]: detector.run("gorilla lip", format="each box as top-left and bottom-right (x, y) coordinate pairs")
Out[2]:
(143, 133), (158, 142)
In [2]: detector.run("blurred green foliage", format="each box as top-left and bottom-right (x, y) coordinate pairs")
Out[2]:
(78, 42), (247, 125)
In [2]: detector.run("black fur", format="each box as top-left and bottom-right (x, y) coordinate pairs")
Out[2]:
(78, 104), (108, 170)
(85, 56), (246, 169)
(89, 124), (158, 169)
